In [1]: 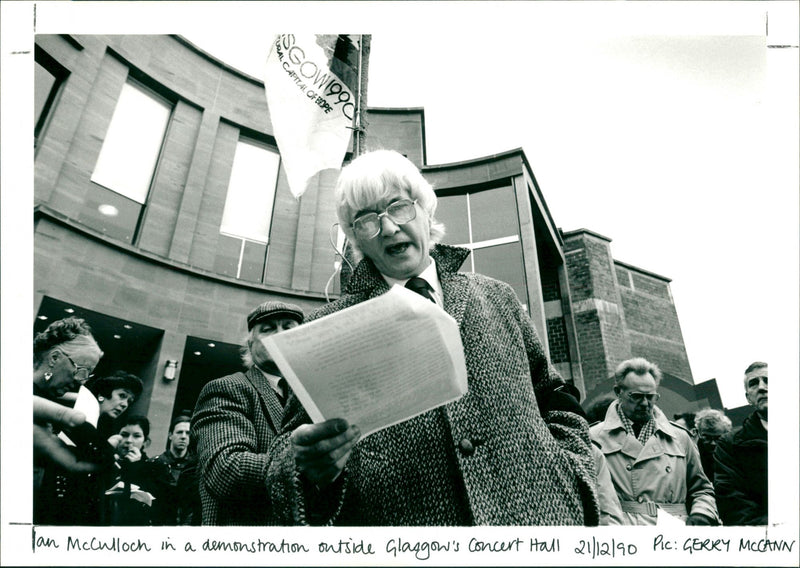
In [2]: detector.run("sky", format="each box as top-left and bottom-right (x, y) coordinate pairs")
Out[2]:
(180, 3), (799, 409)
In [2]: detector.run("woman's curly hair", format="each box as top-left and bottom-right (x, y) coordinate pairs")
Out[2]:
(33, 317), (95, 364)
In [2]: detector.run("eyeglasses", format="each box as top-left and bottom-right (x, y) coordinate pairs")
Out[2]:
(698, 432), (724, 444)
(746, 376), (768, 389)
(61, 351), (94, 382)
(350, 199), (417, 240)
(623, 391), (660, 403)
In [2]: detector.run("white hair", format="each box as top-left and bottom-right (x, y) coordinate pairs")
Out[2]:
(335, 150), (445, 260)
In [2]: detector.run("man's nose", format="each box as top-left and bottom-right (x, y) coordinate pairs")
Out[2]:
(379, 214), (400, 235)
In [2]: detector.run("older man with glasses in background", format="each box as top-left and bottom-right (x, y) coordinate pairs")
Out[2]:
(590, 357), (719, 525)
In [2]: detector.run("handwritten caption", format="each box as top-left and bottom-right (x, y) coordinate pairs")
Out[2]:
(32, 530), (797, 561)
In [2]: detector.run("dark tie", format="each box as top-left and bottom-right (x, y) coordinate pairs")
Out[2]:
(405, 277), (436, 303)
(277, 378), (288, 407)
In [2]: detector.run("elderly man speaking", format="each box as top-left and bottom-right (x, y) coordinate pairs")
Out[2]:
(590, 357), (719, 525)
(264, 149), (598, 526)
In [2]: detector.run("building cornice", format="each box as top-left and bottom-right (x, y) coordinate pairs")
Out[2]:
(561, 228), (613, 243)
(34, 204), (333, 302)
(614, 259), (671, 283)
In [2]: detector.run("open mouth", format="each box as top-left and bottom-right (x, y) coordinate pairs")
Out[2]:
(385, 242), (411, 256)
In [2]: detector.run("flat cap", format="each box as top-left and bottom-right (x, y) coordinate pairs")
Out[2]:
(247, 300), (304, 330)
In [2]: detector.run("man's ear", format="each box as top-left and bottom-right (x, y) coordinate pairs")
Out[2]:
(143, 439), (151, 450)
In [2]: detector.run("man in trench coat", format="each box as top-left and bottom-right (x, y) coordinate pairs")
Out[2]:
(590, 357), (719, 525)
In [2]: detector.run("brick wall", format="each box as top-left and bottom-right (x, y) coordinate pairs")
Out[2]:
(564, 231), (632, 388)
(546, 317), (570, 364)
(540, 264), (561, 302)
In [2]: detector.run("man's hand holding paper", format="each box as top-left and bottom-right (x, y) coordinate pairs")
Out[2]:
(262, 285), (468, 439)
(290, 418), (360, 487)
(262, 285), (468, 486)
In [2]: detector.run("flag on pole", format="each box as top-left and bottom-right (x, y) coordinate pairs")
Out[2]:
(264, 34), (363, 198)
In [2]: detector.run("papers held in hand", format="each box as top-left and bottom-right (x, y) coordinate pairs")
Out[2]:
(105, 482), (155, 506)
(261, 285), (468, 439)
(58, 386), (100, 449)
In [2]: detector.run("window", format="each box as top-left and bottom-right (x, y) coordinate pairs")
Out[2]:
(79, 80), (171, 244)
(91, 81), (171, 203)
(437, 185), (529, 308)
(214, 139), (281, 282)
(34, 46), (69, 149)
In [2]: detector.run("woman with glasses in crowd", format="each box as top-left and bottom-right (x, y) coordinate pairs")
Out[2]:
(33, 316), (114, 524)
(33, 317), (102, 401)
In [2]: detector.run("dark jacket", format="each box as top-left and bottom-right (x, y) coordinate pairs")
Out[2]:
(33, 420), (117, 526)
(105, 451), (171, 526)
(713, 411), (768, 525)
(149, 451), (198, 525)
(192, 366), (286, 525)
(265, 244), (599, 526)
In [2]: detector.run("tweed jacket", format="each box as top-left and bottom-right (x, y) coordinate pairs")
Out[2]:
(713, 411), (767, 525)
(264, 244), (599, 526)
(590, 400), (719, 525)
(192, 366), (286, 525)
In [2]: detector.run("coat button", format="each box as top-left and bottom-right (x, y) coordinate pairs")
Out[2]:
(458, 438), (475, 456)
(666, 465), (672, 473)
(626, 464), (632, 470)
(637, 496), (644, 503)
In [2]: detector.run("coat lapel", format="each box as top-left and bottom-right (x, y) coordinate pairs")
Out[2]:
(346, 244), (471, 327)
(242, 366), (284, 433)
(439, 271), (468, 328)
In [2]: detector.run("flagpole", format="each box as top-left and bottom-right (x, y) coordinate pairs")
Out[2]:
(353, 34), (371, 157)
(340, 34), (371, 290)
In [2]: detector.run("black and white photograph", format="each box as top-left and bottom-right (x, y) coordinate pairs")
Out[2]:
(2, 1), (798, 565)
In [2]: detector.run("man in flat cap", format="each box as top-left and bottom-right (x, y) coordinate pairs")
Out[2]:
(192, 300), (304, 525)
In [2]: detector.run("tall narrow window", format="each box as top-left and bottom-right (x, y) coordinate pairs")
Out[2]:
(214, 139), (281, 282)
(80, 80), (172, 244)
(436, 185), (529, 309)
(34, 46), (69, 149)
(91, 81), (171, 203)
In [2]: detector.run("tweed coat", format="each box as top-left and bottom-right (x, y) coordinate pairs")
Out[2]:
(713, 411), (767, 525)
(264, 244), (599, 526)
(192, 366), (286, 525)
(590, 400), (719, 525)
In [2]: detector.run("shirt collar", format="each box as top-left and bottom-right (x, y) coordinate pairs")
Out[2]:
(605, 400), (677, 438)
(382, 257), (442, 306)
(256, 366), (285, 397)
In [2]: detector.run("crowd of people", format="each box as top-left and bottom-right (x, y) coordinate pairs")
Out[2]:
(33, 318), (200, 525)
(33, 150), (768, 527)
